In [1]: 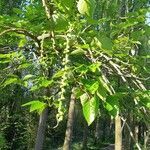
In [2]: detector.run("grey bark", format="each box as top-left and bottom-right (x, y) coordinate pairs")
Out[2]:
(63, 92), (75, 150)
(115, 115), (122, 150)
(34, 107), (48, 150)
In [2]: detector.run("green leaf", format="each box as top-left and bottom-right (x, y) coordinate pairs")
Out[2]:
(23, 74), (35, 81)
(88, 62), (101, 72)
(96, 34), (113, 53)
(105, 102), (113, 111)
(2, 77), (19, 87)
(18, 63), (31, 69)
(75, 65), (88, 74)
(22, 100), (47, 113)
(104, 95), (120, 117)
(0, 53), (11, 59)
(13, 8), (22, 14)
(139, 97), (150, 108)
(53, 70), (65, 79)
(81, 79), (99, 94)
(18, 38), (27, 47)
(53, 13), (68, 31)
(81, 95), (99, 125)
(74, 88), (84, 98)
(40, 79), (53, 87)
(99, 77), (112, 94)
(0, 59), (10, 64)
(61, 0), (74, 10)
(80, 93), (89, 105)
(30, 85), (39, 91)
(97, 87), (107, 101)
(30, 77), (53, 91)
(54, 0), (73, 13)
(70, 49), (85, 55)
(77, 0), (96, 17)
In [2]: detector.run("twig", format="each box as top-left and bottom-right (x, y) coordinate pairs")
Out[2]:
(121, 117), (142, 150)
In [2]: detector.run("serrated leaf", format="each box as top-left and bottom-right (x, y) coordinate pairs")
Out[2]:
(81, 95), (99, 125)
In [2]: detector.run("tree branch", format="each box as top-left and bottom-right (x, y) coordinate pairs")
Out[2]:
(0, 27), (41, 48)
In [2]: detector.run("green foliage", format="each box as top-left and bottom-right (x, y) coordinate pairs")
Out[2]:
(81, 79), (99, 94)
(1, 75), (21, 88)
(104, 95), (119, 117)
(0, 0), (149, 148)
(80, 94), (99, 125)
(53, 13), (69, 31)
(22, 100), (47, 114)
(0, 133), (6, 149)
(30, 77), (53, 91)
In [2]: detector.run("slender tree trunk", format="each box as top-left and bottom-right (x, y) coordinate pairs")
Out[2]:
(34, 107), (48, 150)
(115, 115), (122, 150)
(134, 122), (139, 145)
(95, 116), (100, 144)
(82, 120), (88, 150)
(102, 119), (106, 142)
(63, 92), (76, 150)
(144, 127), (150, 149)
(124, 112), (131, 150)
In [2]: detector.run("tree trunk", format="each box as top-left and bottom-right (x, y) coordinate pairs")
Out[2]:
(134, 123), (139, 146)
(115, 115), (122, 150)
(63, 92), (75, 150)
(34, 107), (48, 150)
(95, 116), (100, 144)
(124, 113), (131, 150)
(82, 120), (88, 150)
(144, 127), (150, 149)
